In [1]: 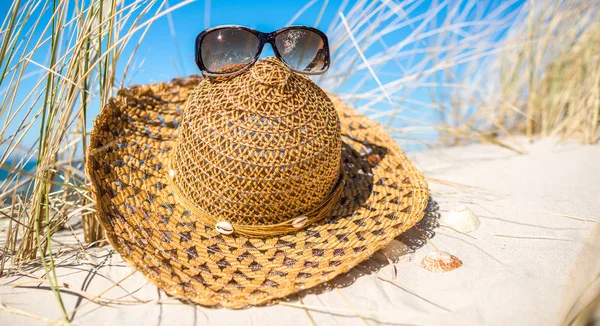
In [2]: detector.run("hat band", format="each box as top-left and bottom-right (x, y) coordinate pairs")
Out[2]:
(167, 164), (345, 237)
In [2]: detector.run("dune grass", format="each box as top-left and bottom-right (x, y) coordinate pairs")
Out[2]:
(0, 0), (195, 321)
(317, 0), (599, 149)
(0, 0), (598, 323)
(476, 0), (600, 145)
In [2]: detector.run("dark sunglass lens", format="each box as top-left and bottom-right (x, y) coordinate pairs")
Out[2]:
(200, 28), (260, 74)
(275, 29), (328, 73)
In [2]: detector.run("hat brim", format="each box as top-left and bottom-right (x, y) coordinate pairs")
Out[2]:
(87, 76), (429, 308)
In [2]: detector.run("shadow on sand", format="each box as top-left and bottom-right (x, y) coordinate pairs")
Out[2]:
(289, 196), (440, 299)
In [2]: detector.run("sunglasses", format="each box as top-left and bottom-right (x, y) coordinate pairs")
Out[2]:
(195, 25), (330, 77)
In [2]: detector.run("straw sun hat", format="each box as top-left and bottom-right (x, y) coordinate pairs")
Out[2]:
(87, 57), (429, 308)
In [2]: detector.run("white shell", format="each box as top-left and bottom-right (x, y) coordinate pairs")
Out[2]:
(168, 169), (176, 178)
(215, 221), (234, 235)
(420, 251), (463, 273)
(292, 216), (308, 228)
(440, 205), (480, 233)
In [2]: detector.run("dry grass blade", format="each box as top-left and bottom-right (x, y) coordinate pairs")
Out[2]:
(0, 302), (65, 325)
(334, 287), (372, 326)
(12, 278), (149, 305)
(298, 297), (317, 326)
(375, 274), (450, 312)
(540, 211), (599, 224)
(279, 301), (473, 325)
(494, 234), (573, 241)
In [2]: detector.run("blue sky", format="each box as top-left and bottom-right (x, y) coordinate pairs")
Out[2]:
(0, 0), (527, 162)
(122, 0), (356, 84)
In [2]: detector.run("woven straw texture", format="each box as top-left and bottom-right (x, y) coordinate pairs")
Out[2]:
(87, 58), (429, 308)
(171, 59), (343, 233)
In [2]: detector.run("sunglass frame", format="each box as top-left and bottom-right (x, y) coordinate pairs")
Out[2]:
(195, 25), (331, 77)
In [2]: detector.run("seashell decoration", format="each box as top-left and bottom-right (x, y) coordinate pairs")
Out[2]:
(420, 251), (463, 273)
(215, 221), (234, 235)
(292, 215), (308, 228)
(439, 205), (480, 233)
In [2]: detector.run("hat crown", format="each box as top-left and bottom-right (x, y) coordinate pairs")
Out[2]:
(171, 58), (342, 226)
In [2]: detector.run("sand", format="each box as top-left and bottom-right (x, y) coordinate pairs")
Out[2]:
(1, 138), (599, 325)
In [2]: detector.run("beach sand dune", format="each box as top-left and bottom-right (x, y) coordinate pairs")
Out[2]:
(1, 138), (598, 325)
